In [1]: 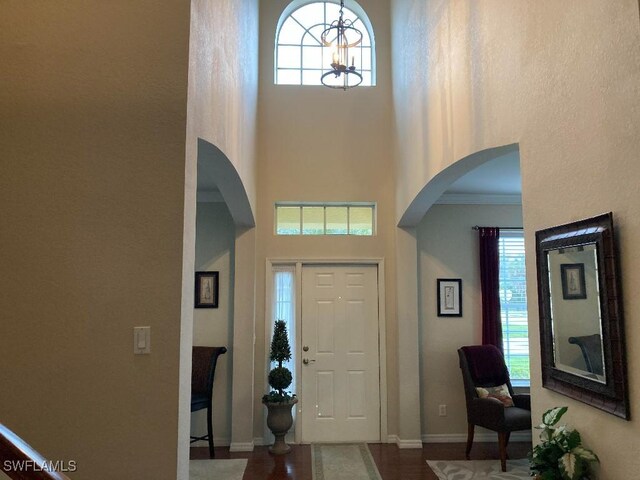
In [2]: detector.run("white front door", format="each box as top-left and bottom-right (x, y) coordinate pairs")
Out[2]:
(300, 265), (380, 442)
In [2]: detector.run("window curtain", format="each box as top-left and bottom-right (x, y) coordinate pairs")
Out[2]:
(478, 227), (503, 353)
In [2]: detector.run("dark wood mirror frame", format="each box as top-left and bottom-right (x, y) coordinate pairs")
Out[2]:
(535, 212), (630, 419)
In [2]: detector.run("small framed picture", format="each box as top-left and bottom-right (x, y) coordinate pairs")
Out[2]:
(195, 271), (219, 308)
(437, 278), (462, 317)
(561, 263), (586, 300)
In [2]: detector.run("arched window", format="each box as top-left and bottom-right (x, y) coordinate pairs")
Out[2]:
(275, 0), (375, 86)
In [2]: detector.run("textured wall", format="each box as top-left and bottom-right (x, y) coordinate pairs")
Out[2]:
(393, 1), (640, 477)
(0, 2), (190, 478)
(191, 202), (235, 445)
(184, 0), (259, 455)
(417, 204), (523, 437)
(255, 0), (398, 440)
(187, 0), (259, 214)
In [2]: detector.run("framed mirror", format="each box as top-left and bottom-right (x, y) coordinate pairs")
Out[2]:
(535, 213), (629, 419)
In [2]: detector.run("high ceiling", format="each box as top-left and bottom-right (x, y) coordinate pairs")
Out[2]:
(445, 150), (521, 196)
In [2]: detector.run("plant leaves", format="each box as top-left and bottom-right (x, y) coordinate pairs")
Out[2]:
(559, 452), (577, 479)
(573, 446), (599, 463)
(565, 429), (581, 450)
(543, 406), (568, 426)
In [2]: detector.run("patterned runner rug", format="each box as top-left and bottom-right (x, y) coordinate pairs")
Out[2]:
(427, 458), (530, 480)
(312, 443), (382, 480)
(189, 458), (248, 480)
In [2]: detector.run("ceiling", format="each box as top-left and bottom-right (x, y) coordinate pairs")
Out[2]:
(437, 150), (522, 204)
(445, 150), (521, 195)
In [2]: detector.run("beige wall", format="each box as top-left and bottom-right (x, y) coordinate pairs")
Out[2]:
(254, 0), (398, 440)
(185, 0), (259, 455)
(187, 0), (259, 213)
(393, 1), (640, 476)
(0, 2), (190, 479)
(191, 202), (235, 445)
(417, 204), (523, 438)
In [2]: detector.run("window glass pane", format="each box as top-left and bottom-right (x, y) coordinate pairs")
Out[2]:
(302, 24), (324, 45)
(302, 207), (325, 234)
(278, 17), (305, 45)
(360, 47), (371, 70)
(342, 10), (358, 24)
(361, 71), (372, 86)
(278, 45), (301, 68)
(353, 20), (371, 46)
(349, 207), (373, 235)
(325, 2), (340, 21)
(302, 46), (323, 69)
(276, 207), (301, 234)
(272, 268), (296, 395)
(292, 3), (325, 29)
(302, 69), (323, 86)
(277, 69), (301, 85)
(499, 232), (529, 384)
(326, 207), (348, 235)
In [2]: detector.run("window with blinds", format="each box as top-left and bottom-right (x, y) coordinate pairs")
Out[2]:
(498, 230), (529, 385)
(271, 267), (296, 396)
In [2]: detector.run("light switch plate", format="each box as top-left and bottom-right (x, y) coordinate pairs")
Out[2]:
(134, 326), (151, 354)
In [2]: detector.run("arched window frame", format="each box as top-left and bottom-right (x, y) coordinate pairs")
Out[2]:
(274, 0), (376, 87)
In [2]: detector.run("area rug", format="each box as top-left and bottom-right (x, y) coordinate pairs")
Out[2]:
(312, 443), (382, 480)
(426, 458), (530, 480)
(189, 459), (248, 480)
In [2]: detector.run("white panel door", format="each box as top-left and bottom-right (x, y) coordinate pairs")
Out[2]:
(300, 265), (380, 442)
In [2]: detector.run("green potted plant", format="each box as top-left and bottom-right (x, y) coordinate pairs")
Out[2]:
(529, 406), (599, 480)
(262, 319), (297, 454)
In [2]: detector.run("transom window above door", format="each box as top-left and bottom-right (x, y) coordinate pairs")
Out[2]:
(275, 0), (376, 86)
(275, 203), (375, 236)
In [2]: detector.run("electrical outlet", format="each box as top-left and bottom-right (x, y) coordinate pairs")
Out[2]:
(438, 404), (447, 417)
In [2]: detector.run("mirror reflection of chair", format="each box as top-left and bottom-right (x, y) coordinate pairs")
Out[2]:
(191, 346), (227, 458)
(568, 334), (603, 376)
(458, 345), (531, 472)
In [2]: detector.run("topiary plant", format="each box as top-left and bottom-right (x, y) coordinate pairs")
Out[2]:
(262, 320), (295, 403)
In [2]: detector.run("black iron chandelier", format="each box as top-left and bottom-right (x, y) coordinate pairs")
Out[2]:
(320, 0), (363, 90)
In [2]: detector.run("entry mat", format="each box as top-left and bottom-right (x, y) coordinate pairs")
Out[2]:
(189, 458), (248, 480)
(427, 458), (531, 480)
(311, 443), (383, 480)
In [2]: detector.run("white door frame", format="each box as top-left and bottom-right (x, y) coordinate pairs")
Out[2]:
(265, 258), (388, 444)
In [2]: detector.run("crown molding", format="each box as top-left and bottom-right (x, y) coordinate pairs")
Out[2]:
(435, 194), (522, 205)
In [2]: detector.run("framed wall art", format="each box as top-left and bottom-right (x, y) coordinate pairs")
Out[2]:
(560, 263), (587, 300)
(195, 271), (219, 308)
(437, 278), (462, 317)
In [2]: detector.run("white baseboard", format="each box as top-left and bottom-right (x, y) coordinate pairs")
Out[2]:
(421, 431), (532, 443)
(191, 437), (230, 448)
(253, 437), (265, 446)
(229, 441), (255, 452)
(387, 434), (399, 444)
(395, 437), (424, 449)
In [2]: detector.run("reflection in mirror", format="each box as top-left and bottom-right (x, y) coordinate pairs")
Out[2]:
(547, 245), (605, 383)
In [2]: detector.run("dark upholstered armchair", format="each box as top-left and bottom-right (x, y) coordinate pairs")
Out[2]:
(568, 334), (603, 375)
(191, 346), (227, 458)
(458, 345), (531, 472)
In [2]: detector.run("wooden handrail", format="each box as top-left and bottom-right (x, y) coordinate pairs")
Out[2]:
(0, 424), (71, 480)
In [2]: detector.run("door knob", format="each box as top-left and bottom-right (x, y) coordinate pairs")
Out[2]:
(303, 358), (316, 365)
(303, 345), (309, 352)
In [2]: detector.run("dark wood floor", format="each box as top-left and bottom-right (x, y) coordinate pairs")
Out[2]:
(190, 441), (532, 479)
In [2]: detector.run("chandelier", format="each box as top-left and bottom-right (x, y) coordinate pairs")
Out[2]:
(320, 0), (363, 90)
